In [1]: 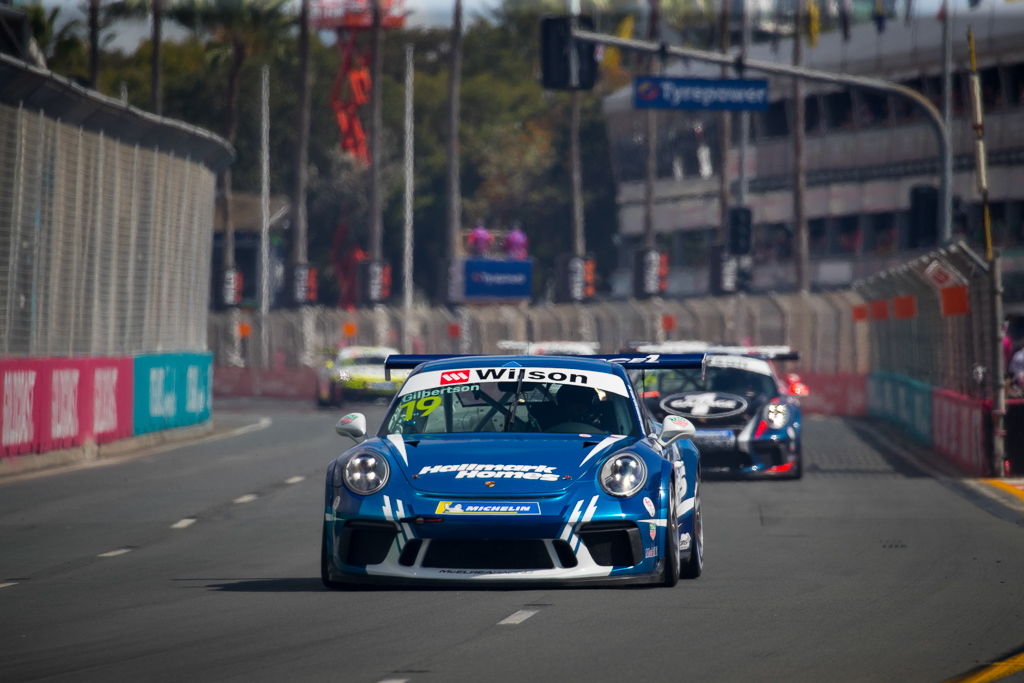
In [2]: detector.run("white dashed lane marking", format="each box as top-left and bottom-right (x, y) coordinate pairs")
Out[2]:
(233, 494), (258, 504)
(498, 609), (538, 625)
(98, 548), (132, 558)
(171, 518), (196, 529)
(285, 476), (305, 485)
(377, 679), (409, 683)
(0, 582), (17, 589)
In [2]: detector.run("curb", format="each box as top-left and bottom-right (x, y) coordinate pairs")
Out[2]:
(848, 417), (1024, 522)
(0, 420), (219, 481)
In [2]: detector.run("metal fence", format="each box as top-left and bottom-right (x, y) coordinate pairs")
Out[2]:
(210, 242), (997, 410)
(853, 241), (997, 400)
(208, 291), (872, 377)
(0, 102), (219, 357)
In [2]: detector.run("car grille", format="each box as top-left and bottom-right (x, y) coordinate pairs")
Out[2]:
(577, 521), (643, 567)
(340, 520), (398, 566)
(421, 539), (554, 570)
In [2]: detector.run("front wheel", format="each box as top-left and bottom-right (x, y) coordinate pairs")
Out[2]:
(681, 481), (703, 579)
(321, 529), (344, 590)
(315, 380), (331, 408)
(662, 481), (680, 587)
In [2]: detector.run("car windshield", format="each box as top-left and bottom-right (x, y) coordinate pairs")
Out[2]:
(383, 373), (639, 436)
(642, 367), (778, 399)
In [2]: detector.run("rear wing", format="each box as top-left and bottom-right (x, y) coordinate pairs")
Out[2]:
(704, 346), (800, 362)
(632, 342), (799, 362)
(384, 352), (707, 381)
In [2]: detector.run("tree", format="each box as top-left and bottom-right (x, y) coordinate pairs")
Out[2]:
(105, 0), (165, 113)
(23, 3), (85, 70)
(88, 0), (100, 86)
(168, 0), (291, 299)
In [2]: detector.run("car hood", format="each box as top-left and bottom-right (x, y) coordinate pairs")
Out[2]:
(374, 433), (642, 495)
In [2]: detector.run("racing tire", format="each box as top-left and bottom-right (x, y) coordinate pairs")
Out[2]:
(315, 384), (330, 408)
(320, 529), (346, 590)
(330, 384), (345, 408)
(662, 481), (681, 587)
(790, 455), (803, 480)
(786, 447), (803, 480)
(680, 481), (703, 580)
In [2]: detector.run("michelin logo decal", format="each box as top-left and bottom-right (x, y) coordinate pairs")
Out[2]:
(436, 501), (541, 515)
(418, 463), (559, 482)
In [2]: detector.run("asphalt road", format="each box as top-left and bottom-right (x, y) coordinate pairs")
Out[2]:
(1, 399), (1023, 683)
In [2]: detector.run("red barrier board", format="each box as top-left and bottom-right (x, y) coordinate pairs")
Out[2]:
(931, 389), (989, 476)
(790, 372), (867, 417)
(213, 367), (316, 399)
(1, 358), (133, 457)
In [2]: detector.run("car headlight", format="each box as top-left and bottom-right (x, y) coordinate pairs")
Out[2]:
(765, 403), (789, 430)
(599, 453), (647, 498)
(337, 451), (390, 495)
(333, 369), (351, 382)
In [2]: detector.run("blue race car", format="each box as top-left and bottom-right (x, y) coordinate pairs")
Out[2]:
(634, 346), (803, 479)
(321, 353), (704, 587)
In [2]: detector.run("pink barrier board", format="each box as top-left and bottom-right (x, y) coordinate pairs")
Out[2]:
(931, 389), (989, 477)
(1, 358), (133, 457)
(797, 373), (867, 417)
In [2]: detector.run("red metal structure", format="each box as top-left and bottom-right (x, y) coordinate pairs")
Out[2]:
(314, 0), (405, 165)
(314, 0), (405, 308)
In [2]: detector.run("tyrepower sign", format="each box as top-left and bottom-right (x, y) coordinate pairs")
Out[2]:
(634, 77), (769, 111)
(462, 259), (532, 301)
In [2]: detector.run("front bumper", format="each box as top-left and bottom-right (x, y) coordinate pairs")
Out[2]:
(339, 379), (399, 399)
(322, 490), (693, 585)
(697, 432), (800, 477)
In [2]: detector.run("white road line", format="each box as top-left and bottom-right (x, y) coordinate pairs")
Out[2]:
(376, 679), (410, 683)
(233, 494), (258, 504)
(98, 548), (132, 558)
(171, 518), (196, 529)
(0, 582), (17, 589)
(285, 476), (305, 485)
(498, 609), (539, 625)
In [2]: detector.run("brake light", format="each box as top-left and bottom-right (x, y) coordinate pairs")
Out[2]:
(640, 391), (660, 399)
(767, 462), (796, 474)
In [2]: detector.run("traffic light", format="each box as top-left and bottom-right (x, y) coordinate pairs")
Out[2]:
(728, 207), (753, 256)
(540, 16), (597, 90)
(908, 185), (939, 248)
(633, 249), (667, 299)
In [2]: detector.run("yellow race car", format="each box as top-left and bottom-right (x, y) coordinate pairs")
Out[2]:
(316, 346), (409, 407)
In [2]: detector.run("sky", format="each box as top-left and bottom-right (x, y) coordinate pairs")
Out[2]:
(26, 0), (501, 50)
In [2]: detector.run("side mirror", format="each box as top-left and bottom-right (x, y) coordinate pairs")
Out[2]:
(335, 413), (367, 442)
(658, 415), (695, 448)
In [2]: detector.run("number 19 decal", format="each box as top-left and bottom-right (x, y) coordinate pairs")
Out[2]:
(398, 395), (442, 421)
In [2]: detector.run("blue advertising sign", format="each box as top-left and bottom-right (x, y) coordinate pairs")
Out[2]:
(634, 77), (769, 111)
(463, 259), (532, 301)
(133, 352), (212, 435)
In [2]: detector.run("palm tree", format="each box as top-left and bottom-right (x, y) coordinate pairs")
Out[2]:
(88, 0), (100, 87)
(23, 3), (84, 69)
(291, 0), (311, 299)
(105, 0), (166, 114)
(169, 0), (291, 303)
(446, 0), (463, 293)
